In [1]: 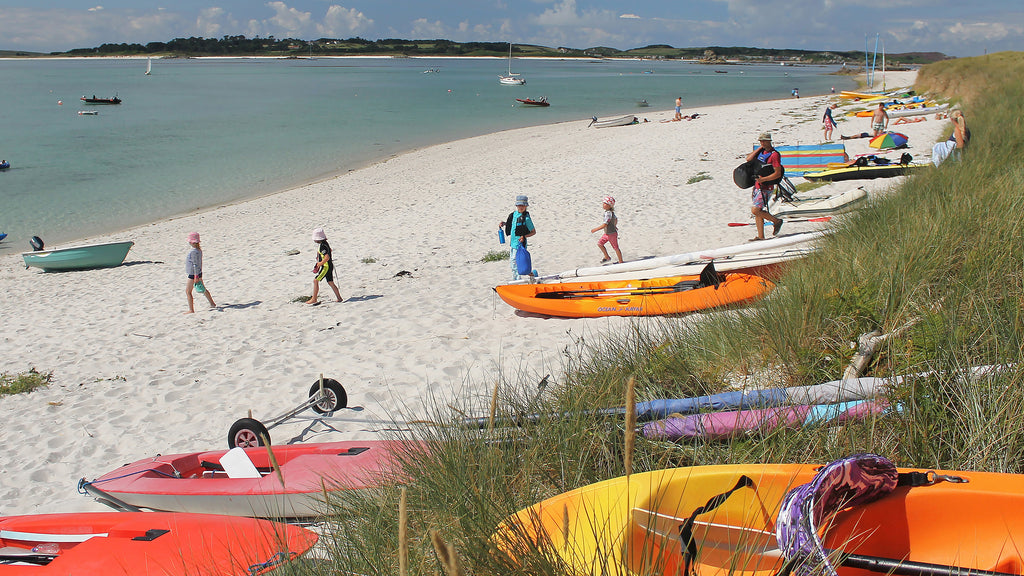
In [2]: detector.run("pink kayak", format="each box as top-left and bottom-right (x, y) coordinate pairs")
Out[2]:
(79, 440), (418, 520)
(642, 399), (888, 440)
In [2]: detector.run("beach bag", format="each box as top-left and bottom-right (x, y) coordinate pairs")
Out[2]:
(515, 247), (532, 276)
(733, 159), (759, 189)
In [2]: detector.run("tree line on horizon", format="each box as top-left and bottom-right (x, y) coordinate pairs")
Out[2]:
(8, 35), (947, 65)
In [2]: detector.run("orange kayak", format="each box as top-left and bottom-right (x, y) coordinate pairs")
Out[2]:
(494, 464), (1024, 576)
(0, 511), (316, 575)
(494, 272), (773, 318)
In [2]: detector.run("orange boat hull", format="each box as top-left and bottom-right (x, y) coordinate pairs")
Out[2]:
(0, 511), (316, 575)
(494, 273), (773, 318)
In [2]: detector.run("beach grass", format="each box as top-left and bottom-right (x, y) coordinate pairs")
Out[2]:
(481, 249), (509, 263)
(0, 369), (51, 397)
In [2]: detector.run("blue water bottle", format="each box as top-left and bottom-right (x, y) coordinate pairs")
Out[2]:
(498, 226), (506, 244)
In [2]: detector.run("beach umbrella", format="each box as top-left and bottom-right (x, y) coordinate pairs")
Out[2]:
(868, 132), (909, 150)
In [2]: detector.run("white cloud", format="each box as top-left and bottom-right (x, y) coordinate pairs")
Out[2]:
(88, 6), (103, 12)
(410, 18), (446, 39)
(265, 1), (313, 35)
(620, 14), (641, 20)
(320, 5), (374, 37)
(196, 7), (228, 38)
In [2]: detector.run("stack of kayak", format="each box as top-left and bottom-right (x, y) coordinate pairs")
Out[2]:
(769, 187), (867, 219)
(493, 455), (1024, 576)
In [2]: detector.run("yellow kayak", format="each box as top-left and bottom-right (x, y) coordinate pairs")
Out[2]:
(493, 464), (1024, 576)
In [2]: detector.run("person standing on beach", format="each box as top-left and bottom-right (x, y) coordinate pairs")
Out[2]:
(591, 196), (623, 264)
(185, 232), (216, 313)
(745, 132), (784, 241)
(823, 103), (838, 141)
(674, 96), (683, 121)
(308, 227), (343, 304)
(499, 195), (536, 280)
(871, 102), (889, 136)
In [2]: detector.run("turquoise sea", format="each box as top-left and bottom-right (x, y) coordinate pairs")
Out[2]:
(0, 57), (853, 247)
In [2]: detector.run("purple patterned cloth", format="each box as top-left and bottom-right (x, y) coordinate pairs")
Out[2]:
(775, 453), (899, 576)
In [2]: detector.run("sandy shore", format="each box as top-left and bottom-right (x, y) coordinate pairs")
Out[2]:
(0, 71), (947, 516)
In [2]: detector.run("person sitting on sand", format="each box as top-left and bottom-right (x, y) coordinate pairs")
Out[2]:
(931, 108), (969, 167)
(308, 227), (343, 304)
(591, 196), (623, 264)
(185, 232), (216, 313)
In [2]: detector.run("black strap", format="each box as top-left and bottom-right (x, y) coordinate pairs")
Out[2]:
(678, 475), (755, 576)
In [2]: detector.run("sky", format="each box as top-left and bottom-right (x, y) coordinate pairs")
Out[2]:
(1, 0), (1021, 58)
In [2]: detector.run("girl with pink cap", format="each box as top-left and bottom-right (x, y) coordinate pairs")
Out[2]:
(590, 196), (623, 264)
(185, 232), (216, 313)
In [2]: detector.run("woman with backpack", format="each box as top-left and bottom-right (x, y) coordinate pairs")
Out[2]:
(745, 132), (784, 241)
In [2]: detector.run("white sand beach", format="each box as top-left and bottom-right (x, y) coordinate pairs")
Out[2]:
(0, 71), (948, 516)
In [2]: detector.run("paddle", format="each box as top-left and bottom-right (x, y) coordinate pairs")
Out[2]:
(728, 217), (832, 227)
(535, 279), (703, 299)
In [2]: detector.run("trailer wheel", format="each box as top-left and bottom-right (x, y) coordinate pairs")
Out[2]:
(309, 378), (347, 414)
(228, 417), (270, 448)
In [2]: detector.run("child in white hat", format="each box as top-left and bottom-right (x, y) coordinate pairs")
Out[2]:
(308, 227), (343, 304)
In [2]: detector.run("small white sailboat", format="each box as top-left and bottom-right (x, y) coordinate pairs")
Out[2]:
(145, 57), (152, 75)
(499, 43), (525, 85)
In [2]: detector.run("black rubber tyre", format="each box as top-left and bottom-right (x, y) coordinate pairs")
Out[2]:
(309, 378), (347, 414)
(228, 417), (270, 448)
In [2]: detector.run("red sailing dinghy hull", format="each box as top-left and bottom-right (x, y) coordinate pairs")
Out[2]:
(82, 440), (415, 519)
(0, 511), (316, 576)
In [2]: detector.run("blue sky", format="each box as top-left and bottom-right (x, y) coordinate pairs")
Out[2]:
(1, 0), (1021, 57)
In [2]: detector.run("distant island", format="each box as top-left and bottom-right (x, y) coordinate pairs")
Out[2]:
(1, 36), (949, 66)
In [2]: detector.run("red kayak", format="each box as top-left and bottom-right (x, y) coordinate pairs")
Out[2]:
(516, 97), (549, 106)
(0, 511), (316, 575)
(80, 440), (416, 519)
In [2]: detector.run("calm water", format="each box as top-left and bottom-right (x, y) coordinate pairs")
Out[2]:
(0, 57), (852, 246)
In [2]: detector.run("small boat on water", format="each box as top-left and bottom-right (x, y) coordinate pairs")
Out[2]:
(77, 110), (98, 116)
(0, 511), (316, 575)
(79, 440), (415, 519)
(589, 115), (638, 128)
(80, 95), (121, 104)
(515, 97), (549, 107)
(499, 43), (526, 85)
(0, 233), (7, 242)
(0, 160), (9, 170)
(22, 239), (134, 272)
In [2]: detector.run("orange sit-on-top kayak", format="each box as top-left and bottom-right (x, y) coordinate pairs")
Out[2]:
(494, 268), (773, 318)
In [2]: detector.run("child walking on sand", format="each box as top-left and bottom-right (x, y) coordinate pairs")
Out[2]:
(308, 227), (343, 304)
(591, 196), (623, 264)
(185, 232), (216, 313)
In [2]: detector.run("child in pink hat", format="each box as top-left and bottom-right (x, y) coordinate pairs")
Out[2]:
(591, 196), (623, 264)
(185, 232), (216, 313)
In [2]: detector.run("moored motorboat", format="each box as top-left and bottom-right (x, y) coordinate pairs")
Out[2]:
(22, 240), (134, 272)
(79, 440), (415, 519)
(0, 511), (316, 575)
(515, 97), (549, 106)
(0, 160), (9, 170)
(80, 95), (121, 104)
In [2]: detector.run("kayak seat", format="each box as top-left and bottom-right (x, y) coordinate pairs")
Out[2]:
(219, 447), (262, 479)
